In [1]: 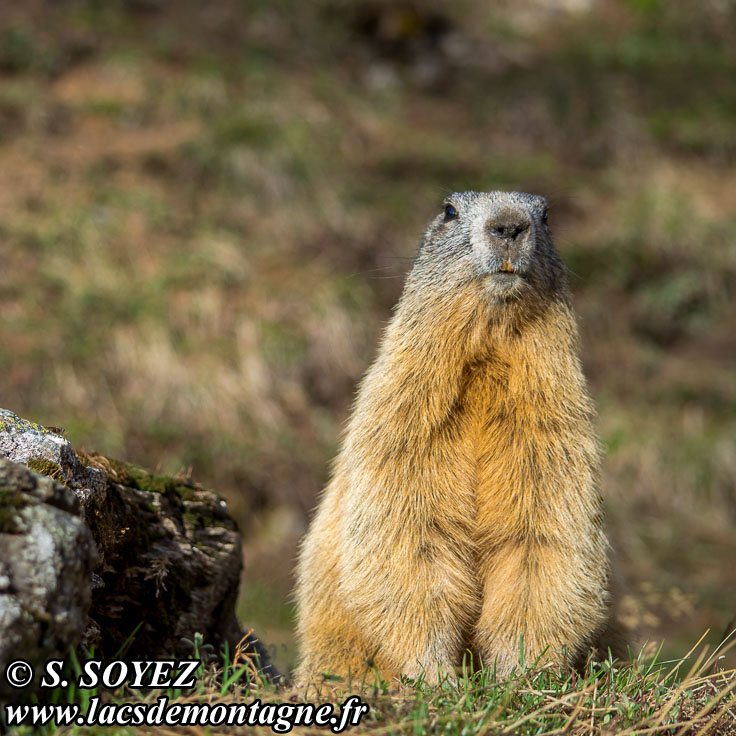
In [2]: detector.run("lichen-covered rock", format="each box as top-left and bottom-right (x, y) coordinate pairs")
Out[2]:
(0, 409), (277, 681)
(0, 409), (106, 503)
(0, 459), (97, 699)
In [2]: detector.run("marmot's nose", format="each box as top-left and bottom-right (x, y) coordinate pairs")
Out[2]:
(487, 211), (531, 242)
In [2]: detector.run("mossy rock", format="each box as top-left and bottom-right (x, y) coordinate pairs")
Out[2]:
(1, 410), (276, 681)
(76, 451), (200, 501)
(25, 457), (62, 478)
(0, 487), (29, 533)
(68, 449), (273, 673)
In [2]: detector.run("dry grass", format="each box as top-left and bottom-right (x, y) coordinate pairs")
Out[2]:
(9, 636), (736, 735)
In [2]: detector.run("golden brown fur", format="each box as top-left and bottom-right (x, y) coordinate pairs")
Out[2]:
(295, 191), (625, 685)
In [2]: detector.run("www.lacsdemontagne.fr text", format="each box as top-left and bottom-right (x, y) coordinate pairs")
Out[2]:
(5, 695), (369, 732)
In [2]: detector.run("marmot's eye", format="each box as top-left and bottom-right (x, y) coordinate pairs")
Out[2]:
(444, 204), (458, 221)
(542, 209), (549, 224)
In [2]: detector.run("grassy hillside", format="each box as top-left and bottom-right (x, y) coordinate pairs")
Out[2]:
(0, 0), (734, 681)
(7, 643), (736, 735)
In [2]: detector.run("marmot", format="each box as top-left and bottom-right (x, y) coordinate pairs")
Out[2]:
(295, 191), (624, 685)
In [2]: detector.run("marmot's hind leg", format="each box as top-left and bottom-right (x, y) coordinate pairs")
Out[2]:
(295, 599), (379, 688)
(295, 535), (387, 688)
(474, 541), (609, 677)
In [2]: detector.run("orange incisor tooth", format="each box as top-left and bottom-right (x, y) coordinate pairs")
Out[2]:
(500, 260), (514, 272)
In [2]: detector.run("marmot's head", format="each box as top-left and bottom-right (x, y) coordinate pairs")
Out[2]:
(411, 191), (567, 305)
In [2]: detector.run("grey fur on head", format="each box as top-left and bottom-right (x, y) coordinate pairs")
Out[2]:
(410, 191), (567, 302)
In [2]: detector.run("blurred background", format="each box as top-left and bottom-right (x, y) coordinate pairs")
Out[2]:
(0, 0), (734, 675)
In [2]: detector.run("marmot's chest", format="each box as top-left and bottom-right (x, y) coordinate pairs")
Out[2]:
(454, 366), (562, 540)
